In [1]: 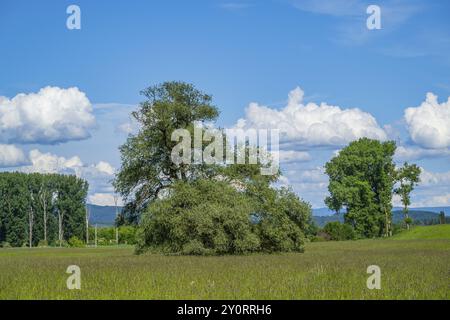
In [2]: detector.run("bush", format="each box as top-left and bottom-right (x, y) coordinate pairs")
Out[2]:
(68, 236), (84, 248)
(311, 231), (332, 242)
(119, 226), (137, 245)
(37, 240), (48, 247)
(50, 240), (68, 247)
(392, 223), (405, 235)
(137, 180), (313, 255)
(182, 240), (212, 255)
(404, 217), (413, 225)
(137, 180), (261, 255)
(252, 187), (310, 253)
(0, 241), (11, 248)
(323, 222), (356, 241)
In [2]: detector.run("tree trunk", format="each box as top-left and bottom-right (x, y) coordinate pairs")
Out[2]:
(58, 211), (64, 247)
(384, 208), (389, 237)
(29, 205), (33, 248)
(39, 187), (48, 243)
(404, 206), (410, 230)
(43, 201), (47, 242)
(85, 207), (90, 246)
(95, 224), (98, 248)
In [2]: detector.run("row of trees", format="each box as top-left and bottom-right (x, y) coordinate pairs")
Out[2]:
(0, 172), (88, 247)
(325, 138), (421, 238)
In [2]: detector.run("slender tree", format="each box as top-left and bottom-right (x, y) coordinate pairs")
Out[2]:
(394, 162), (421, 230)
(29, 191), (34, 248)
(114, 194), (119, 245)
(85, 206), (90, 246)
(95, 224), (98, 248)
(439, 211), (446, 224)
(39, 180), (49, 243)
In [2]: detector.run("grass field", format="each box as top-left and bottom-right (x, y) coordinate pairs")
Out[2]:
(0, 226), (449, 300)
(392, 224), (450, 240)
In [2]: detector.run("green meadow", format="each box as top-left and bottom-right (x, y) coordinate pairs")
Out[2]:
(391, 224), (450, 240)
(0, 225), (449, 300)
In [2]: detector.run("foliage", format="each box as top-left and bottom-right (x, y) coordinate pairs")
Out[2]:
(394, 162), (421, 230)
(314, 210), (447, 228)
(89, 226), (138, 245)
(68, 236), (84, 248)
(115, 82), (314, 255)
(325, 138), (397, 238)
(0, 172), (88, 247)
(0, 241), (11, 248)
(439, 211), (446, 225)
(247, 184), (311, 253)
(119, 226), (137, 244)
(137, 179), (260, 255)
(37, 240), (48, 247)
(114, 81), (220, 219)
(322, 222), (356, 241)
(137, 179), (312, 255)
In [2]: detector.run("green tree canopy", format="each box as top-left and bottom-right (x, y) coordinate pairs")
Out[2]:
(114, 81), (220, 217)
(324, 138), (397, 238)
(394, 162), (421, 230)
(0, 172), (88, 247)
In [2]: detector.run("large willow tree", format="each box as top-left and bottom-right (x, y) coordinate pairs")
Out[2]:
(115, 81), (315, 255)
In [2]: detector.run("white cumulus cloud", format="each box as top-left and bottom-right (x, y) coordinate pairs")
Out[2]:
(394, 145), (450, 161)
(404, 92), (450, 149)
(19, 150), (116, 204)
(0, 86), (96, 144)
(279, 150), (312, 163)
(233, 87), (387, 147)
(0, 144), (28, 167)
(24, 149), (83, 174)
(95, 161), (115, 175)
(412, 193), (450, 207)
(88, 193), (123, 207)
(419, 168), (450, 187)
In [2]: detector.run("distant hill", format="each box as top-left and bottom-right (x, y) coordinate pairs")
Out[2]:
(313, 206), (450, 217)
(313, 209), (449, 228)
(87, 204), (122, 227)
(311, 207), (335, 216)
(88, 204), (449, 227)
(396, 206), (450, 216)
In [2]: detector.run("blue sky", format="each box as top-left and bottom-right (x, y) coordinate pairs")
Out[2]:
(1, 0), (450, 207)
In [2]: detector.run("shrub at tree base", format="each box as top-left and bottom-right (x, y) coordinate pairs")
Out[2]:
(68, 236), (84, 248)
(323, 222), (356, 241)
(37, 240), (48, 247)
(136, 180), (311, 255)
(0, 241), (11, 248)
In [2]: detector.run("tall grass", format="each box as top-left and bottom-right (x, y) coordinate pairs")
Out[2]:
(0, 238), (448, 299)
